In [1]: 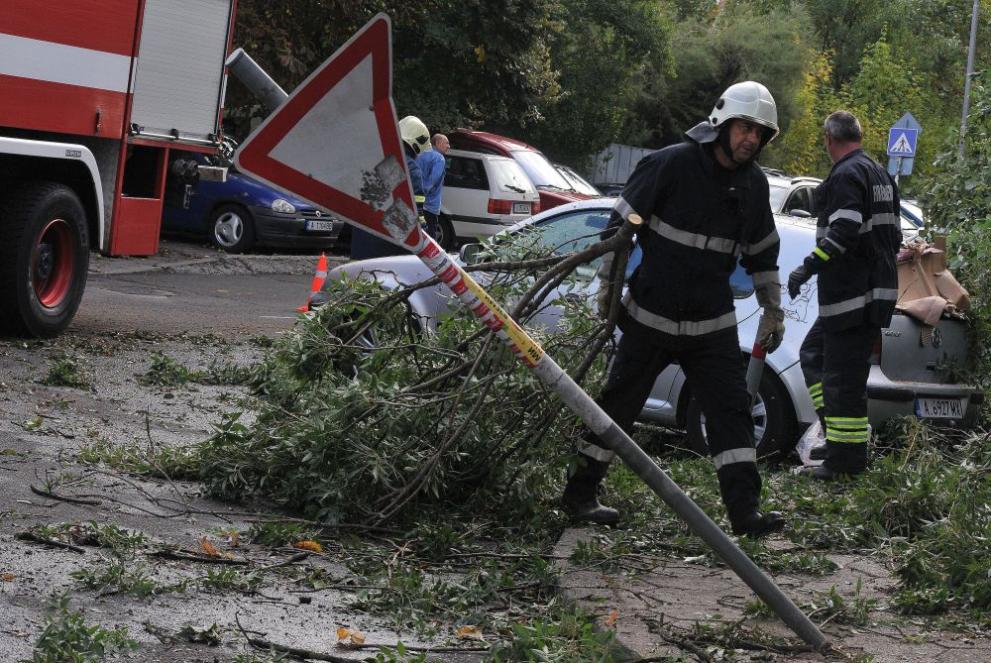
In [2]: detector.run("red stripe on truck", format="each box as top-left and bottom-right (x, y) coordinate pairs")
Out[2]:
(0, 74), (127, 139)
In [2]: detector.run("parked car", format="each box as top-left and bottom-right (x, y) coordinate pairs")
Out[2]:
(764, 168), (924, 234)
(555, 164), (602, 197)
(324, 198), (981, 459)
(449, 130), (591, 211)
(438, 149), (540, 248)
(163, 142), (344, 253)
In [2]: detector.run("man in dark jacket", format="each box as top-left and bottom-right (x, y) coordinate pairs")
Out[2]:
(788, 111), (901, 479)
(561, 82), (787, 537)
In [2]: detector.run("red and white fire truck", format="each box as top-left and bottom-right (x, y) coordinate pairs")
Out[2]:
(0, 0), (236, 336)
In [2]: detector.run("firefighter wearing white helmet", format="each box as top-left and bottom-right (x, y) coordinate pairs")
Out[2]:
(351, 115), (430, 259)
(560, 81), (787, 538)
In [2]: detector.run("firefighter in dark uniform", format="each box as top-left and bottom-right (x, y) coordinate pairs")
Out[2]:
(788, 110), (901, 479)
(350, 115), (429, 260)
(561, 81), (787, 537)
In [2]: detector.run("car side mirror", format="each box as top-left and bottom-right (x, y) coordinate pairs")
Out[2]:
(790, 208), (812, 218)
(459, 242), (484, 264)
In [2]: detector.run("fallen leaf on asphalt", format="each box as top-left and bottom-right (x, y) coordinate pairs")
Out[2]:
(22, 416), (42, 431)
(336, 627), (365, 646)
(293, 540), (323, 553)
(2, 573), (15, 582)
(604, 609), (619, 628)
(199, 537), (223, 558)
(456, 625), (485, 640)
(225, 530), (241, 548)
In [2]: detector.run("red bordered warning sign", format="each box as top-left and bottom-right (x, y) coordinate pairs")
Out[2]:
(234, 14), (417, 248)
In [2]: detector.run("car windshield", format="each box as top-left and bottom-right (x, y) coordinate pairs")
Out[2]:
(489, 158), (533, 194)
(768, 182), (789, 212)
(511, 150), (572, 189)
(558, 167), (600, 196)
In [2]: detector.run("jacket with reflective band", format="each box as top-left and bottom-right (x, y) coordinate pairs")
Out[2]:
(608, 140), (779, 336)
(814, 149), (901, 331)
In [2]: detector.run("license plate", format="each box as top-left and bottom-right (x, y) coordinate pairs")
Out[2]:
(512, 202), (531, 215)
(914, 397), (964, 419)
(305, 219), (335, 232)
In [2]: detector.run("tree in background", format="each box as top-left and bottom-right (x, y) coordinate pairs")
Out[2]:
(626, 2), (810, 151)
(228, 0), (560, 139)
(513, 0), (673, 166)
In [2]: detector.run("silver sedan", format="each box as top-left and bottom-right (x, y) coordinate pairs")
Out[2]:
(326, 198), (981, 458)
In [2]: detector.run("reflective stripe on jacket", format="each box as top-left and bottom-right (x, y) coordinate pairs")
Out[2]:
(813, 149), (901, 331)
(607, 140), (779, 336)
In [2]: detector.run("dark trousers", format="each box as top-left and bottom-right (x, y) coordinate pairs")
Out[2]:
(423, 210), (440, 240)
(799, 318), (877, 473)
(580, 313), (761, 521)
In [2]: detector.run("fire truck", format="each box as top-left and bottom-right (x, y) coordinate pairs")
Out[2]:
(0, 0), (236, 336)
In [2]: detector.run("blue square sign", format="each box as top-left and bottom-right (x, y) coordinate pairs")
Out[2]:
(887, 128), (919, 157)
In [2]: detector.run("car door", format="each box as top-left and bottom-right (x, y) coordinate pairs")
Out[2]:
(442, 154), (490, 236)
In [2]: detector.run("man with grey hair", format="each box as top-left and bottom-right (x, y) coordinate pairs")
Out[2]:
(417, 133), (450, 242)
(787, 110), (901, 479)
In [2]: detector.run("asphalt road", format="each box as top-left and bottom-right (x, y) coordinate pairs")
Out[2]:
(72, 271), (310, 335)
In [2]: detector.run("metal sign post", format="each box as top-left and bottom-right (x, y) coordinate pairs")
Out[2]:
(229, 14), (828, 651)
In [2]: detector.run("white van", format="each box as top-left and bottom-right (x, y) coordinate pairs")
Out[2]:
(439, 149), (540, 247)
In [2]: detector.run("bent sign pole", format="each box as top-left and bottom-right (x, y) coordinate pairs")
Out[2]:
(230, 14), (827, 651)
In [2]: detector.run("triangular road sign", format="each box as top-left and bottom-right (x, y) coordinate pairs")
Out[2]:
(234, 14), (418, 249)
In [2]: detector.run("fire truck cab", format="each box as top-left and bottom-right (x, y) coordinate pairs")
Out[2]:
(0, 0), (236, 336)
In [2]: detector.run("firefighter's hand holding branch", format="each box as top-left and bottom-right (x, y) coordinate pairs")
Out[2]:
(595, 214), (642, 320)
(755, 278), (786, 353)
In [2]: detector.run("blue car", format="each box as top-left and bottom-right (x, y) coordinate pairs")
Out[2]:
(163, 144), (344, 253)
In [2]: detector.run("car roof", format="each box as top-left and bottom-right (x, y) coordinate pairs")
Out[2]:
(452, 129), (542, 153)
(446, 148), (516, 163)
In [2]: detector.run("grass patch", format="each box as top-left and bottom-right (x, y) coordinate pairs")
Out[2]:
(41, 355), (90, 389)
(140, 352), (251, 387)
(30, 595), (137, 663)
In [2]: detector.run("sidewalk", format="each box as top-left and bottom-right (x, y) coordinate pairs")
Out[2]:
(553, 526), (991, 662)
(88, 239), (347, 277)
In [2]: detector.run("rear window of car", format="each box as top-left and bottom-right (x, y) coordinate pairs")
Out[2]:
(768, 182), (789, 212)
(487, 158), (533, 195)
(445, 156), (489, 190)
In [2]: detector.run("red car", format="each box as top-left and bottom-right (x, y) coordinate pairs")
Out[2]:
(449, 130), (593, 211)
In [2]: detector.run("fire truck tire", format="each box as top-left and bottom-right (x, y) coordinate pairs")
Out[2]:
(209, 204), (254, 254)
(0, 182), (89, 338)
(684, 366), (796, 463)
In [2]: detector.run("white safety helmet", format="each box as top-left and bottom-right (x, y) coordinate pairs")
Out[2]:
(399, 115), (431, 154)
(708, 81), (779, 144)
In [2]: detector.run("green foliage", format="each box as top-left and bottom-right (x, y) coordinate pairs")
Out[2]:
(30, 522), (147, 556)
(487, 607), (624, 662)
(247, 521), (321, 547)
(199, 567), (261, 593)
(196, 236), (608, 528)
(42, 354), (90, 389)
(78, 438), (200, 480)
(922, 76), (991, 384)
(30, 595), (137, 663)
(71, 558), (185, 597)
(140, 352), (251, 387)
(808, 580), (877, 626)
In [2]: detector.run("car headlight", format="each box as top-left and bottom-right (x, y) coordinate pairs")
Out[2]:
(271, 198), (296, 214)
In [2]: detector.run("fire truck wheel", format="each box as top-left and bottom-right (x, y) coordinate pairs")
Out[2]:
(209, 204), (254, 254)
(684, 366), (797, 463)
(0, 182), (89, 337)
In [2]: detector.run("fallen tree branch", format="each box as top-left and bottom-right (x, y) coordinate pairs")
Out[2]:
(15, 531), (85, 554)
(149, 548), (248, 565)
(30, 484), (101, 506)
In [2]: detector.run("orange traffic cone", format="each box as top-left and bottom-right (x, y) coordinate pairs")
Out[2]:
(296, 252), (328, 312)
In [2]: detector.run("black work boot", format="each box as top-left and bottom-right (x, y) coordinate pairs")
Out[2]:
(561, 457), (619, 526)
(730, 510), (786, 537)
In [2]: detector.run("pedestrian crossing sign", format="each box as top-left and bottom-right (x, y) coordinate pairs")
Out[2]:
(887, 128), (918, 157)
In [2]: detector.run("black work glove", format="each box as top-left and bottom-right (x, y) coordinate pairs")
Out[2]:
(787, 263), (812, 299)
